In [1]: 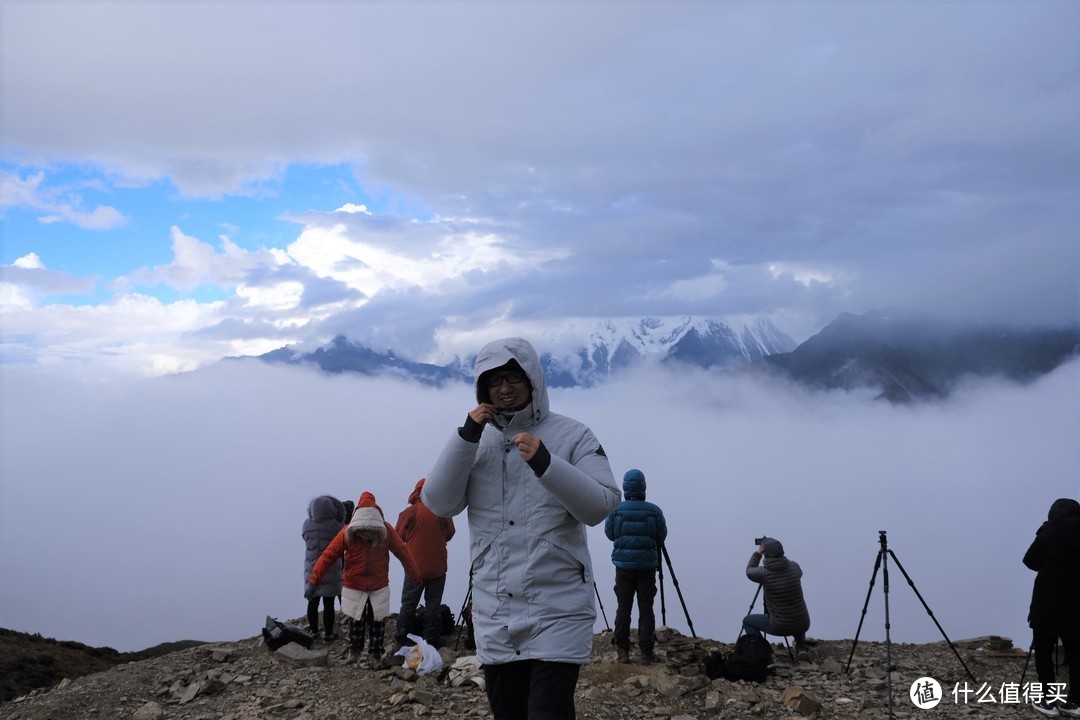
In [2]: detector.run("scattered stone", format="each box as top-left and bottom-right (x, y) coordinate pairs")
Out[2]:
(0, 620), (1038, 720)
(272, 642), (329, 667)
(783, 685), (823, 715)
(131, 700), (166, 719)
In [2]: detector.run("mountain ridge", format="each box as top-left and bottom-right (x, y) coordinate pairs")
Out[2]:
(246, 310), (1080, 402)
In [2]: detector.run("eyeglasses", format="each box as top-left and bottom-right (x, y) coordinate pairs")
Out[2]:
(486, 371), (527, 388)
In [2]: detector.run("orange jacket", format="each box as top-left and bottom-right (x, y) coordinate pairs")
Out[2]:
(310, 521), (421, 592)
(396, 478), (456, 579)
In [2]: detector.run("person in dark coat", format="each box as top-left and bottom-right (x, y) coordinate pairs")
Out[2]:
(302, 495), (346, 641)
(1023, 497), (1080, 717)
(743, 537), (811, 654)
(604, 468), (667, 664)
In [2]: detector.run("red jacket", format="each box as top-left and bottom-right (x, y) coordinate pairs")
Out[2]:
(310, 521), (420, 592)
(396, 479), (456, 579)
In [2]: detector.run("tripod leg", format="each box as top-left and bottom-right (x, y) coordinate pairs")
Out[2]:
(594, 581), (610, 631)
(887, 550), (977, 683)
(661, 545), (696, 638)
(656, 547), (667, 627)
(739, 585), (763, 641)
(846, 550), (883, 673)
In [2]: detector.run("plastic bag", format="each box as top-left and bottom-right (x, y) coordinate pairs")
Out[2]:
(394, 633), (444, 675)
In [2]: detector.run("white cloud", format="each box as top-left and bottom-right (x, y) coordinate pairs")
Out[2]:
(13, 252), (45, 270)
(1, 358), (1075, 651)
(334, 203), (371, 214)
(0, 168), (128, 230)
(121, 227), (285, 291)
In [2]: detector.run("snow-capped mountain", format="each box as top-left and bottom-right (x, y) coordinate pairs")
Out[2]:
(532, 316), (797, 387)
(257, 315), (798, 387)
(251, 310), (1079, 400)
(765, 309), (1080, 402)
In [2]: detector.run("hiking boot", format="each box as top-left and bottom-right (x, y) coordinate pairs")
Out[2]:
(640, 649), (656, 665)
(1033, 700), (1060, 717)
(617, 647), (630, 664)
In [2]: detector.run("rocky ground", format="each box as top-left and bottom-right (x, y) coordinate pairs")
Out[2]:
(0, 617), (1053, 720)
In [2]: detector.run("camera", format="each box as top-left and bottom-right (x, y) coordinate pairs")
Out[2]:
(754, 536), (767, 546)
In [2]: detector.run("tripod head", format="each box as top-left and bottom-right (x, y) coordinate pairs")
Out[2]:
(878, 530), (888, 552)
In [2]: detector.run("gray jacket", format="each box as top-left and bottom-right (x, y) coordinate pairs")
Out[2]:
(303, 495), (345, 597)
(423, 337), (620, 665)
(746, 552), (811, 636)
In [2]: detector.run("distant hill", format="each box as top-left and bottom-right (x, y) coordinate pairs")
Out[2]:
(0, 627), (206, 703)
(764, 310), (1080, 402)
(252, 314), (797, 387)
(240, 310), (1079, 402)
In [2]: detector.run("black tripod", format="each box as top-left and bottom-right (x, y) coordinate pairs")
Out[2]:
(847, 531), (976, 718)
(657, 543), (696, 638)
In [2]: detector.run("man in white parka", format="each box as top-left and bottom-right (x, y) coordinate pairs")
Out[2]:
(423, 337), (620, 720)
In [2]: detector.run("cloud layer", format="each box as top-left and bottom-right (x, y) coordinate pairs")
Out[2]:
(2, 359), (1076, 654)
(2, 2), (1077, 376)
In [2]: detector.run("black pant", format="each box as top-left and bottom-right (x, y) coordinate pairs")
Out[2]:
(396, 574), (448, 645)
(307, 596), (335, 638)
(1033, 629), (1078, 704)
(613, 567), (657, 652)
(484, 660), (580, 720)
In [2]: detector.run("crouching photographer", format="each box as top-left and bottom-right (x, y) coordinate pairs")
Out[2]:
(743, 536), (811, 658)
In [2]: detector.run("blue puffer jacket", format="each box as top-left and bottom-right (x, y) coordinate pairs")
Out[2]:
(605, 470), (668, 571)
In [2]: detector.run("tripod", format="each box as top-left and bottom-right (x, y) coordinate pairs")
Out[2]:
(657, 544), (696, 638)
(847, 531), (976, 718)
(594, 581), (611, 631)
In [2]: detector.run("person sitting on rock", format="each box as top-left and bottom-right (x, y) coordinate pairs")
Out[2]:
(742, 537), (811, 657)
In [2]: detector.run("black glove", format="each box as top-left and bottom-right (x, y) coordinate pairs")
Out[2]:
(304, 583), (317, 600)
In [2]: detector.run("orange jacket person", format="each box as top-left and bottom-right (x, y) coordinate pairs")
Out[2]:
(395, 478), (456, 648)
(310, 491), (421, 667)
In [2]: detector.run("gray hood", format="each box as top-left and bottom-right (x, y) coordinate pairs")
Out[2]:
(474, 337), (548, 426)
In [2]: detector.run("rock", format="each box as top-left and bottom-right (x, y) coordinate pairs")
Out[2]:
(272, 642), (329, 667)
(131, 701), (166, 719)
(782, 685), (823, 715)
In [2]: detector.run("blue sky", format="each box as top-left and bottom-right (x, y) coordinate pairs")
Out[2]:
(2, 1), (1077, 377)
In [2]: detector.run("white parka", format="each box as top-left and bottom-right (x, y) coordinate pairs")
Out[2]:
(423, 337), (620, 665)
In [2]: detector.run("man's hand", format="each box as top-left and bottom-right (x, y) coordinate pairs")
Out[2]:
(468, 403), (498, 426)
(512, 432), (541, 461)
(304, 583), (317, 600)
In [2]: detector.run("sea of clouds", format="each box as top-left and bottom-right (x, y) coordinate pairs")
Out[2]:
(2, 358), (1077, 671)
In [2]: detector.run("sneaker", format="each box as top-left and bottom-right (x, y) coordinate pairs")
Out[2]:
(1059, 703), (1080, 718)
(1033, 700), (1060, 717)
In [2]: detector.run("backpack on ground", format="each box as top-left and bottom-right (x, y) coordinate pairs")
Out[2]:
(721, 634), (773, 683)
(261, 615), (315, 651)
(410, 604), (456, 637)
(702, 650), (727, 680)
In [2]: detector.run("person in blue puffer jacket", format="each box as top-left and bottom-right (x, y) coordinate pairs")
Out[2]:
(605, 468), (668, 665)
